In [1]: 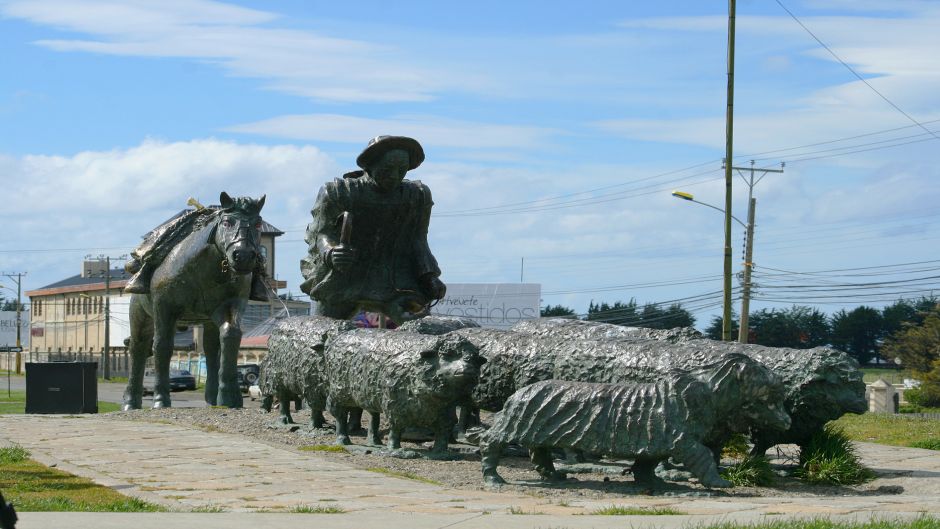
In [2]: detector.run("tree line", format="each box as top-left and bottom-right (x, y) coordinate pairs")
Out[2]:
(542, 296), (939, 367)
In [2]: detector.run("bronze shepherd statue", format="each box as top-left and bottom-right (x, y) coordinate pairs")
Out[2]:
(122, 192), (267, 409)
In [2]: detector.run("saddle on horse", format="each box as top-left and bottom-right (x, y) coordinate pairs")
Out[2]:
(124, 206), (269, 302)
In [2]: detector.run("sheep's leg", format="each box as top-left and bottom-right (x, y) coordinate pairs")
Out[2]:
(479, 435), (506, 486)
(631, 456), (667, 488)
(531, 447), (566, 481)
(387, 427), (402, 450)
(676, 440), (732, 488)
(366, 412), (383, 446)
(332, 404), (351, 445)
(276, 390), (294, 425)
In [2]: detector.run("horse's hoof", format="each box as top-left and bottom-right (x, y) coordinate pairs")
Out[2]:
(121, 403), (140, 411)
(336, 436), (352, 446)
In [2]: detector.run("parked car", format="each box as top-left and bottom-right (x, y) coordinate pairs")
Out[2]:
(142, 369), (197, 394)
(236, 364), (260, 392)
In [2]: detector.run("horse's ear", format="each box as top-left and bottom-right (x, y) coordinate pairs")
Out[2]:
(220, 192), (234, 209)
(257, 194), (266, 212)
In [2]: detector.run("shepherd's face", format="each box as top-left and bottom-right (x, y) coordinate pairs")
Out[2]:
(370, 149), (410, 193)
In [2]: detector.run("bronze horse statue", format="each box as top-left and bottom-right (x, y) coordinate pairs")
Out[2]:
(122, 192), (267, 410)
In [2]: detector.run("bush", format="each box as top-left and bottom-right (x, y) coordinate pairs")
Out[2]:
(904, 385), (940, 408)
(0, 445), (30, 464)
(796, 425), (875, 485)
(909, 439), (940, 450)
(721, 456), (775, 487)
(721, 433), (751, 459)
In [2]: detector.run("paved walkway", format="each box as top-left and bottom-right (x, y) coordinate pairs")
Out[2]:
(2, 414), (938, 529)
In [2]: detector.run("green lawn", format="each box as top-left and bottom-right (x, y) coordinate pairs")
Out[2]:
(832, 413), (940, 448)
(0, 390), (120, 414)
(0, 445), (165, 512)
(860, 367), (907, 384)
(698, 517), (940, 529)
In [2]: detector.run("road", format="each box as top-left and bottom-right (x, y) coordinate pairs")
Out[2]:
(2, 372), (261, 409)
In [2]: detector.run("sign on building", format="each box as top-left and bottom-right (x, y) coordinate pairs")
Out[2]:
(0, 310), (29, 348)
(430, 283), (540, 329)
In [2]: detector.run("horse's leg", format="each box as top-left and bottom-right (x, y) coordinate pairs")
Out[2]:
(150, 308), (177, 409)
(215, 316), (244, 409)
(202, 322), (220, 406)
(122, 296), (153, 411)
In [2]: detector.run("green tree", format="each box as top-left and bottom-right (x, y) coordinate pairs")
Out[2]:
(586, 299), (640, 326)
(747, 306), (829, 348)
(0, 296), (24, 311)
(830, 306), (883, 364)
(541, 304), (576, 318)
(639, 302), (695, 329)
(704, 310), (739, 341)
(882, 307), (940, 407)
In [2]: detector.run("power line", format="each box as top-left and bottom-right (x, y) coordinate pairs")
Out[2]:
(774, 0), (940, 142)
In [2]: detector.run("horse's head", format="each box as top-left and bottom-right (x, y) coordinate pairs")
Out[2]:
(215, 191), (266, 275)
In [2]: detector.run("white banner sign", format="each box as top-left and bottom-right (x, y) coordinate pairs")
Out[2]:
(0, 311), (29, 347)
(431, 283), (540, 329)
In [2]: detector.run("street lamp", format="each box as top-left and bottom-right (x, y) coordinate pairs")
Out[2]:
(672, 190), (755, 344)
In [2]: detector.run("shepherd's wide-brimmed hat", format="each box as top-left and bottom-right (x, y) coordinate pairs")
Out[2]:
(356, 135), (425, 170)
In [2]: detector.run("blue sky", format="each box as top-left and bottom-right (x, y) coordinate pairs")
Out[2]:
(2, 0), (940, 327)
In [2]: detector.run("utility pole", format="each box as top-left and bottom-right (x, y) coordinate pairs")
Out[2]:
(88, 255), (126, 380)
(721, 0), (737, 341)
(728, 161), (784, 343)
(2, 272), (26, 374)
(104, 256), (112, 380)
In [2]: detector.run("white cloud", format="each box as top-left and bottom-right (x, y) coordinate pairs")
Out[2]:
(225, 114), (560, 151)
(0, 0), (482, 103)
(3, 138), (335, 214)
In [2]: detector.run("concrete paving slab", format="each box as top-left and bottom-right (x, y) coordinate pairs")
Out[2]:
(2, 414), (939, 528)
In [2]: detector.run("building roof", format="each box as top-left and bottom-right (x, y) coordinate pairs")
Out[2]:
(26, 268), (130, 297)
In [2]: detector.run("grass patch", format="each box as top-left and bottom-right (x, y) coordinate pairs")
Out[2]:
(832, 413), (940, 448)
(695, 515), (940, 529)
(722, 456), (776, 487)
(299, 444), (348, 453)
(289, 504), (345, 513)
(0, 445), (165, 512)
(589, 505), (685, 515)
(860, 368), (905, 384)
(909, 439), (940, 450)
(364, 467), (441, 485)
(0, 445), (30, 464)
(0, 390), (120, 414)
(508, 506), (545, 515)
(795, 425), (874, 485)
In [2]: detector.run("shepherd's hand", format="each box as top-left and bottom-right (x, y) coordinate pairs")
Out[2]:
(329, 246), (356, 271)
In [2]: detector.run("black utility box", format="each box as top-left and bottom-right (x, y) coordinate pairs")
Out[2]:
(25, 362), (98, 414)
